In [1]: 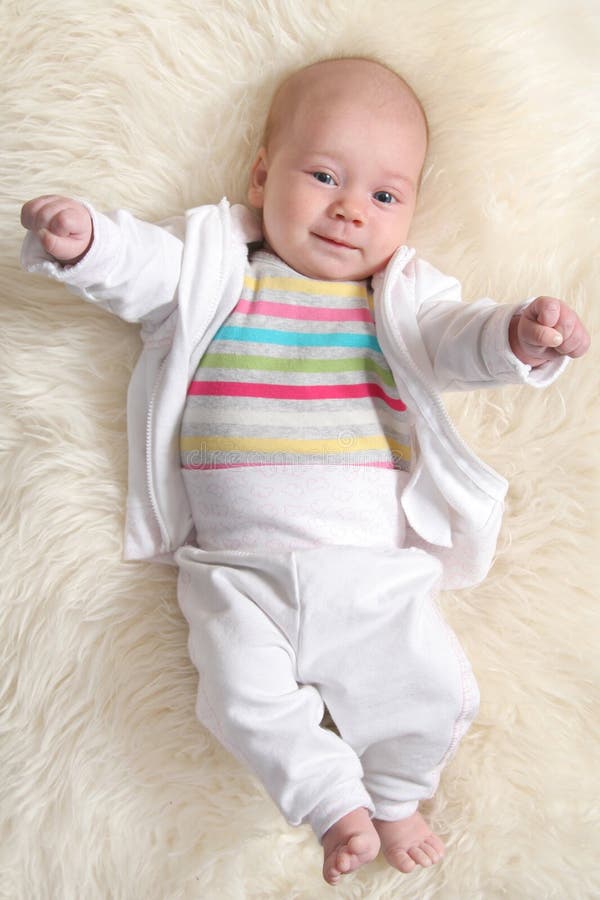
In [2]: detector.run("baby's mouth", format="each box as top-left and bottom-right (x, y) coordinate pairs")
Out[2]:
(313, 233), (358, 250)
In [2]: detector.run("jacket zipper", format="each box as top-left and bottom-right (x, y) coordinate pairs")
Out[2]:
(145, 357), (169, 546)
(377, 253), (507, 498)
(144, 204), (234, 549)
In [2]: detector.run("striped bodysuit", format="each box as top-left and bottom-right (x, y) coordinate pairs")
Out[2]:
(180, 249), (413, 550)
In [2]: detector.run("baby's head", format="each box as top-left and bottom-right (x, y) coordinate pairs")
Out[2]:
(248, 57), (428, 281)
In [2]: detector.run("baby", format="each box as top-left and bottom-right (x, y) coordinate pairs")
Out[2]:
(21, 57), (589, 885)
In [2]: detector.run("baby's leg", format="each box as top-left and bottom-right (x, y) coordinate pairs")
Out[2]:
(354, 560), (478, 873)
(291, 545), (479, 875)
(176, 546), (374, 851)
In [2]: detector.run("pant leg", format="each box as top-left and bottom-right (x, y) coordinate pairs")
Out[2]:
(176, 545), (374, 839)
(292, 545), (480, 821)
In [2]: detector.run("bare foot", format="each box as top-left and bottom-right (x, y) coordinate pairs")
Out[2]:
(321, 807), (380, 885)
(373, 811), (445, 874)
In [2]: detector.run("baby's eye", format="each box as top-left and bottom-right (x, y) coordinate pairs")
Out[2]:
(313, 171), (336, 185)
(373, 191), (395, 204)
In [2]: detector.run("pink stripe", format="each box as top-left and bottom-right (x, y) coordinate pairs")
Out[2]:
(187, 380), (406, 411)
(235, 298), (373, 323)
(182, 461), (397, 470)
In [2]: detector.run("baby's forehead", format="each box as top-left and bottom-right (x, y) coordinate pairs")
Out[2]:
(265, 59), (426, 148)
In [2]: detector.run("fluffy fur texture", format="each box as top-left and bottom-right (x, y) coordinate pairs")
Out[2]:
(2, 1), (599, 897)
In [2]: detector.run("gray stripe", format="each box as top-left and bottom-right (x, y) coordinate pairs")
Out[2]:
(227, 314), (374, 334)
(181, 420), (412, 442)
(203, 341), (390, 366)
(183, 395), (410, 414)
(181, 399), (410, 428)
(192, 366), (400, 391)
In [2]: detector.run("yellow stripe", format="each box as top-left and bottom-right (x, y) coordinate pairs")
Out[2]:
(181, 435), (410, 460)
(243, 275), (368, 299)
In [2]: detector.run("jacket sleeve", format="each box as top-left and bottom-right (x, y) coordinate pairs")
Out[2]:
(413, 258), (569, 391)
(21, 202), (185, 329)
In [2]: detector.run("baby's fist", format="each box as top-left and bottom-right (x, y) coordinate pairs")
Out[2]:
(510, 296), (590, 367)
(21, 195), (93, 265)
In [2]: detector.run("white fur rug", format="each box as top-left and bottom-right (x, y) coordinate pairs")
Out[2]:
(2, 2), (599, 897)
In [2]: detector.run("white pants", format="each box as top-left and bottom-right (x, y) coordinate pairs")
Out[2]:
(176, 544), (479, 840)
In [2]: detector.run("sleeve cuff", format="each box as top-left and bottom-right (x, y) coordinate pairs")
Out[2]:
(20, 201), (123, 291)
(481, 299), (570, 387)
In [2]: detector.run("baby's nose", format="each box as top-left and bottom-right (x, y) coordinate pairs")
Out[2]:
(329, 194), (366, 225)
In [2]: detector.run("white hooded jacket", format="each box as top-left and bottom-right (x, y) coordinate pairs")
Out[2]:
(21, 198), (567, 588)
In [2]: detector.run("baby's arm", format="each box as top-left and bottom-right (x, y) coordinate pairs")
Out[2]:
(412, 259), (590, 391)
(21, 195), (184, 326)
(508, 296), (590, 367)
(21, 196), (93, 266)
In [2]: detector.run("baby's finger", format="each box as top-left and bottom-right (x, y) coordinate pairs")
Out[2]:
(553, 316), (590, 358)
(22, 196), (88, 242)
(568, 332), (591, 358)
(46, 205), (88, 238)
(21, 195), (65, 230)
(521, 317), (563, 349)
(37, 227), (73, 259)
(22, 197), (68, 235)
(32, 199), (82, 236)
(531, 296), (561, 328)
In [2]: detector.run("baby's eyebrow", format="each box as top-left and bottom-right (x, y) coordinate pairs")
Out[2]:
(381, 171), (416, 192)
(303, 152), (338, 166)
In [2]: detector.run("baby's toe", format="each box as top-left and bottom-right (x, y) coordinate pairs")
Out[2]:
(346, 833), (375, 861)
(407, 844), (433, 867)
(337, 850), (353, 874)
(424, 835), (445, 862)
(385, 846), (417, 873)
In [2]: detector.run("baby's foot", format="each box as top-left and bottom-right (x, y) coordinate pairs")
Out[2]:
(321, 807), (380, 885)
(373, 811), (445, 874)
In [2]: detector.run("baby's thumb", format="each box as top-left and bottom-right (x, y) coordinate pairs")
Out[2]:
(38, 227), (58, 254)
(533, 297), (560, 328)
(38, 228), (51, 239)
(37, 226), (74, 261)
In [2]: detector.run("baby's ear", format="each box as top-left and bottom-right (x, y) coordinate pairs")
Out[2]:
(248, 148), (268, 208)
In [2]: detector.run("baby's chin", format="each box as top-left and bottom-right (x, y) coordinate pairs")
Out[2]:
(277, 251), (381, 283)
(261, 236), (391, 282)
(296, 258), (388, 283)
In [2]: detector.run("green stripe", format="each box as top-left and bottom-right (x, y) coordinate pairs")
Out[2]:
(197, 352), (396, 387)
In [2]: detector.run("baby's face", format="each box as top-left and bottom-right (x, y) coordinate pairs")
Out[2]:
(249, 71), (427, 281)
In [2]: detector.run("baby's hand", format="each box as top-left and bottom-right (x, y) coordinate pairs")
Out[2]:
(509, 296), (590, 367)
(21, 195), (93, 265)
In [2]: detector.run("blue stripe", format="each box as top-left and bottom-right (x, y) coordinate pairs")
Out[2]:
(214, 325), (382, 351)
